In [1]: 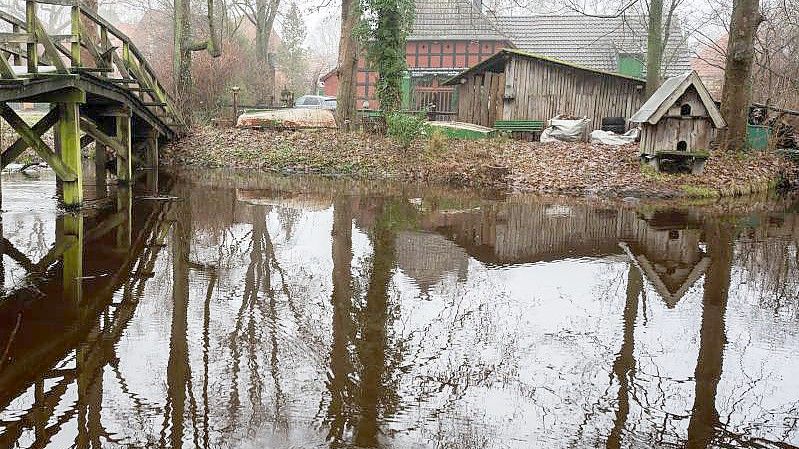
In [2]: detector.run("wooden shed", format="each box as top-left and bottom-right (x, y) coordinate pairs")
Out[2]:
(630, 71), (725, 173)
(443, 49), (647, 133)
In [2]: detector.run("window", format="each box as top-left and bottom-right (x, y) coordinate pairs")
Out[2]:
(680, 104), (691, 116)
(677, 140), (688, 151)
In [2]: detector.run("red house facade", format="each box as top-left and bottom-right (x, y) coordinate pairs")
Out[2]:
(322, 0), (512, 114)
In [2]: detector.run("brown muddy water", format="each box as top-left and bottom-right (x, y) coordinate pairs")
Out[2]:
(0, 168), (798, 449)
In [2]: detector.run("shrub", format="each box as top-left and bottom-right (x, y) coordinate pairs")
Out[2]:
(426, 127), (449, 154)
(385, 111), (429, 148)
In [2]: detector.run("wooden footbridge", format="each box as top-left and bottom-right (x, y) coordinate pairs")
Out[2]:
(0, 0), (184, 207)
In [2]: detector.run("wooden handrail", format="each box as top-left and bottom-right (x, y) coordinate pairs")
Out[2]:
(0, 1), (185, 127)
(0, 11), (27, 29)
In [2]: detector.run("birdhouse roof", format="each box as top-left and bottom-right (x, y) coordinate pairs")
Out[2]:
(630, 71), (726, 127)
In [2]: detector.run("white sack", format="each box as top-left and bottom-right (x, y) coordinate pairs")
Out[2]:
(589, 128), (640, 146)
(540, 115), (591, 143)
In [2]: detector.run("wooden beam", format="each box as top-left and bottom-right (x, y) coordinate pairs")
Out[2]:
(85, 104), (130, 117)
(107, 78), (138, 84)
(70, 5), (80, 67)
(30, 16), (68, 73)
(74, 67), (114, 74)
(25, 0), (37, 74)
(1, 237), (35, 271)
(79, 115), (124, 153)
(11, 86), (85, 104)
(33, 0), (77, 6)
(110, 52), (130, 79)
(0, 33), (34, 44)
(1, 106), (59, 167)
(115, 113), (131, 183)
(58, 102), (83, 206)
(0, 52), (15, 79)
(0, 104), (77, 181)
(32, 235), (77, 271)
(0, 11), (26, 29)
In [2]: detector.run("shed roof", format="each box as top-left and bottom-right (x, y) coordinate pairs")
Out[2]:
(495, 15), (692, 77)
(443, 48), (647, 86)
(630, 71), (725, 127)
(409, 0), (511, 41)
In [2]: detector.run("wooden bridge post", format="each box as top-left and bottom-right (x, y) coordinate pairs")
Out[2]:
(25, 0), (37, 74)
(147, 128), (159, 170)
(58, 102), (83, 207)
(62, 212), (84, 306)
(115, 112), (132, 184)
(94, 141), (107, 197)
(115, 185), (132, 250)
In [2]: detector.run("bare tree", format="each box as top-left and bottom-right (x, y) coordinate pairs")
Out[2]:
(233, 0), (281, 104)
(562, 0), (686, 95)
(336, 0), (360, 130)
(174, 0), (222, 116)
(719, 0), (762, 150)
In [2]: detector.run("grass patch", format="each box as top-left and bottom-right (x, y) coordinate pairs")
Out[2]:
(640, 163), (667, 182)
(680, 184), (720, 198)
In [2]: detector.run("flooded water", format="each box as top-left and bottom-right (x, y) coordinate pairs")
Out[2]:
(0, 169), (798, 449)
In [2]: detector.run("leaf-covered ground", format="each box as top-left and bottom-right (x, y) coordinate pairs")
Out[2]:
(161, 126), (798, 198)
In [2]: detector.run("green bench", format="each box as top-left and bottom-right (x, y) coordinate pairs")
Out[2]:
(493, 120), (545, 134)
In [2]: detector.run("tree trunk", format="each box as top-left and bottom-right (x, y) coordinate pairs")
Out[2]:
(719, 0), (762, 151)
(173, 0), (222, 118)
(173, 0), (193, 116)
(255, 0), (279, 105)
(646, 0), (664, 97)
(336, 0), (360, 131)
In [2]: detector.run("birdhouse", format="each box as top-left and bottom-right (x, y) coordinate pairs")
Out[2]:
(630, 71), (726, 174)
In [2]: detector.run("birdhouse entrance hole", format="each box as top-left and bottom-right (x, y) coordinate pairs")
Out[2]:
(680, 104), (691, 116)
(677, 140), (688, 152)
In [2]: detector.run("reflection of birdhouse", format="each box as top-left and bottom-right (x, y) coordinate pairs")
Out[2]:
(631, 71), (725, 174)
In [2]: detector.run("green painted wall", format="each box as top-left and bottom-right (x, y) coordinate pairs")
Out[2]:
(618, 55), (644, 79)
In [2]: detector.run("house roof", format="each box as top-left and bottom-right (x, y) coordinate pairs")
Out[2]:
(409, 0), (511, 41)
(495, 15), (692, 77)
(630, 70), (726, 127)
(443, 48), (647, 86)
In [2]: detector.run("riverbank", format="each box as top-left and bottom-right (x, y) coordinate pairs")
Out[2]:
(163, 126), (797, 198)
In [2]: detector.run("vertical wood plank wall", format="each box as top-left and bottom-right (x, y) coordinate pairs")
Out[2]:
(456, 71), (506, 127)
(456, 56), (646, 131)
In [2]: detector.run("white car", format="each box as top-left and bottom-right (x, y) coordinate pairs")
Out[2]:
(295, 95), (336, 110)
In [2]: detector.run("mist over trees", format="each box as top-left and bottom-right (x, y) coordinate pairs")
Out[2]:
(27, 0), (793, 146)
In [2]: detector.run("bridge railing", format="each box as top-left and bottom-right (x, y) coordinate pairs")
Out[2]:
(0, 0), (184, 129)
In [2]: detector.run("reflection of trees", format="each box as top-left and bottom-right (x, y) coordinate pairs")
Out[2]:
(354, 203), (398, 447)
(736, 215), (799, 317)
(326, 196), (356, 444)
(686, 222), (733, 448)
(220, 202), (303, 441)
(606, 263), (643, 449)
(325, 196), (403, 448)
(165, 184), (192, 449)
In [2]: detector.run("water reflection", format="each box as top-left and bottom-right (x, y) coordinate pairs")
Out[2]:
(0, 170), (798, 448)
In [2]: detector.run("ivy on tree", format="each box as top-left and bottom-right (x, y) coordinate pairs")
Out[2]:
(360, 0), (414, 112)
